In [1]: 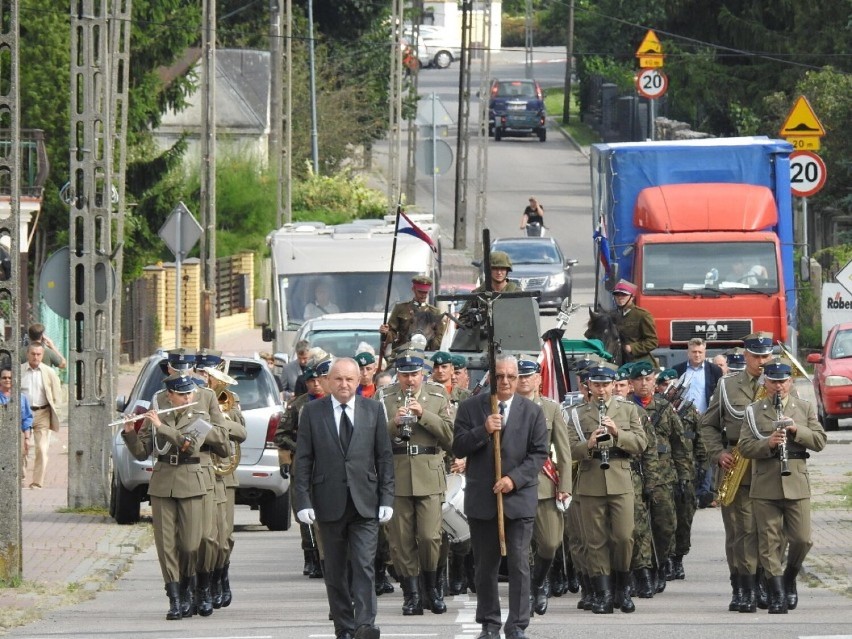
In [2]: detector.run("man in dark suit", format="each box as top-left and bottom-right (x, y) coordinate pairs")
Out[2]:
(453, 354), (548, 639)
(674, 337), (724, 414)
(294, 358), (395, 639)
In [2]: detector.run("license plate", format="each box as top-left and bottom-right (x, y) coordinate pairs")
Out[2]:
(507, 103), (525, 111)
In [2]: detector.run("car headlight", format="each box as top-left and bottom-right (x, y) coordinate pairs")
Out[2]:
(825, 375), (852, 387)
(546, 272), (566, 290)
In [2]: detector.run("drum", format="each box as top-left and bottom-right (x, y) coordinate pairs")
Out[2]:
(441, 473), (470, 543)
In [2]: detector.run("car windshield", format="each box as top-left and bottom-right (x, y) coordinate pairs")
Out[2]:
(830, 330), (852, 359)
(300, 328), (383, 359)
(494, 241), (561, 265)
(495, 81), (536, 98)
(642, 241), (779, 294)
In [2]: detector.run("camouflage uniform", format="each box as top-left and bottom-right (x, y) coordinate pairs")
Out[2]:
(672, 401), (707, 571)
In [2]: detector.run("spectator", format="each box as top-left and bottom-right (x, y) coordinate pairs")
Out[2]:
(19, 342), (63, 489)
(20, 323), (66, 370)
(712, 353), (729, 376)
(673, 337), (724, 414)
(282, 341), (311, 400)
(0, 366), (34, 483)
(303, 282), (340, 320)
(520, 196), (545, 235)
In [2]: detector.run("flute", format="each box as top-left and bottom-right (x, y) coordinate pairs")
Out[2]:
(108, 402), (199, 427)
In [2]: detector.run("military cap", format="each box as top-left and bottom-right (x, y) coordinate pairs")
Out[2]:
(489, 251), (513, 271)
(355, 351), (376, 366)
(742, 331), (774, 355)
(587, 363), (617, 382)
(302, 366), (321, 381)
(657, 368), (679, 384)
(195, 348), (223, 370)
(517, 357), (540, 376)
(396, 351), (424, 373)
(431, 351), (453, 366)
(614, 367), (629, 382)
(613, 279), (637, 296)
(616, 362), (635, 378)
(726, 348), (746, 371)
(629, 360), (656, 379)
(450, 354), (468, 370)
(314, 356), (333, 376)
(166, 348), (195, 371)
(164, 373), (196, 394)
(412, 275), (433, 291)
(763, 357), (792, 380)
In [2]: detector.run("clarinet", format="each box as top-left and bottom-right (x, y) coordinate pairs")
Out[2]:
(596, 398), (611, 470)
(774, 391), (791, 477)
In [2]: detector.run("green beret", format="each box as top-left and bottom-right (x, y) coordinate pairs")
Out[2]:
(629, 361), (656, 379)
(355, 352), (376, 366)
(431, 351), (453, 365)
(450, 354), (467, 369)
(656, 368), (678, 384)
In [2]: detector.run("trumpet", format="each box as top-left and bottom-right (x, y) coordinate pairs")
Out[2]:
(774, 391), (792, 477)
(398, 387), (417, 441)
(108, 402), (199, 427)
(596, 398), (611, 470)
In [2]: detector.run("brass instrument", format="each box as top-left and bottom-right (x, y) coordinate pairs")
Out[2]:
(718, 372), (767, 506)
(774, 391), (791, 477)
(596, 398), (611, 470)
(207, 366), (242, 476)
(399, 387), (417, 441)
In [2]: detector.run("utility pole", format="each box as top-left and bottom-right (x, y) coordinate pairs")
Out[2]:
(0, 0), (23, 582)
(67, 0), (116, 509)
(453, 0), (472, 249)
(524, 0), (534, 79)
(200, 0), (217, 348)
(562, 0), (575, 124)
(284, 0), (292, 222)
(307, 0), (319, 174)
(269, 0), (284, 228)
(387, 0), (404, 212)
(473, 0), (492, 261)
(404, 0), (423, 205)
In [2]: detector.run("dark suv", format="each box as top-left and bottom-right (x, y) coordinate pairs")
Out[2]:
(488, 78), (547, 142)
(110, 352), (290, 531)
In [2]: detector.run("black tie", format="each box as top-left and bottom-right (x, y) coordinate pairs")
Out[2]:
(339, 403), (353, 450)
(499, 401), (507, 418)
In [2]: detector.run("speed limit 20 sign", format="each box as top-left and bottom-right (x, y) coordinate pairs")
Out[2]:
(790, 150), (827, 197)
(636, 69), (668, 99)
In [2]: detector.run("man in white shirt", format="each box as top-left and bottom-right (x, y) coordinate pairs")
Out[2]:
(20, 342), (63, 489)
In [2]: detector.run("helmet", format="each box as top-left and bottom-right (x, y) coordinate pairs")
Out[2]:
(490, 251), (513, 271)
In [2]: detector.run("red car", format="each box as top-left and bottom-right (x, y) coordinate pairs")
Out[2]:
(807, 322), (852, 430)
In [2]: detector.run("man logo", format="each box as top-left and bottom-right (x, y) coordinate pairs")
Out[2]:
(694, 323), (729, 341)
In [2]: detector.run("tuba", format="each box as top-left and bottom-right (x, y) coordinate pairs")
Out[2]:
(207, 366), (242, 476)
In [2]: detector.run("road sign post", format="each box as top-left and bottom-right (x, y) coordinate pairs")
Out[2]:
(159, 202), (203, 348)
(635, 31), (666, 140)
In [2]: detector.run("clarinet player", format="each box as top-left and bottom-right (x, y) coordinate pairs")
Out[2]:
(738, 358), (826, 614)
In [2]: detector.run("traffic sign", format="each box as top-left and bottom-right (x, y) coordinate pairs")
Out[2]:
(159, 201), (203, 258)
(836, 260), (852, 298)
(789, 151), (827, 198)
(636, 30), (664, 68)
(780, 96), (825, 150)
(636, 69), (668, 99)
(415, 138), (454, 176)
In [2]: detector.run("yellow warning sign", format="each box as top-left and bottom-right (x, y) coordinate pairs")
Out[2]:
(636, 30), (663, 56)
(779, 96), (826, 138)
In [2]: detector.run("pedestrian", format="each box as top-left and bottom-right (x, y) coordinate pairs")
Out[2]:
(122, 372), (230, 621)
(294, 358), (395, 639)
(20, 323), (66, 369)
(282, 340), (311, 400)
(673, 337), (724, 414)
(380, 276), (446, 353)
(609, 279), (658, 366)
(377, 350), (453, 616)
(453, 354), (548, 639)
(0, 366), (34, 483)
(713, 353), (729, 376)
(519, 196), (545, 235)
(739, 358), (826, 614)
(19, 342), (63, 489)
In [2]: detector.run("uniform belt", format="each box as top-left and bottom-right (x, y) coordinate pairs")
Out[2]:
(781, 451), (809, 460)
(392, 445), (439, 456)
(31, 405), (49, 411)
(157, 455), (201, 466)
(592, 448), (630, 460)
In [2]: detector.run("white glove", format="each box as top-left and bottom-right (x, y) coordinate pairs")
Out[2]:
(556, 495), (572, 512)
(378, 506), (393, 523)
(297, 508), (316, 525)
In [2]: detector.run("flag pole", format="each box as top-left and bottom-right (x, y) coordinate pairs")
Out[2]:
(378, 202), (402, 372)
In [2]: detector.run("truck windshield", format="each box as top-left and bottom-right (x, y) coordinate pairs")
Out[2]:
(281, 272), (420, 323)
(642, 242), (778, 294)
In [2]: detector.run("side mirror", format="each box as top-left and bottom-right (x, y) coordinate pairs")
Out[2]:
(806, 353), (823, 364)
(254, 298), (270, 326)
(799, 255), (811, 283)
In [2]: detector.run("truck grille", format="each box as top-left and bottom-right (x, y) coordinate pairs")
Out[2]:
(670, 320), (752, 343)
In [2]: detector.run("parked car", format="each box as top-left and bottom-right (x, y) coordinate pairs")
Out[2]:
(403, 26), (461, 69)
(290, 312), (384, 359)
(475, 237), (576, 311)
(110, 352), (290, 530)
(488, 78), (547, 142)
(806, 322), (852, 430)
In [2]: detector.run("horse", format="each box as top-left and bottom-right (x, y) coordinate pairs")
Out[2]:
(585, 307), (623, 366)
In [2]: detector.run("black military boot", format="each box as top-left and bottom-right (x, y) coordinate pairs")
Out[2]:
(436, 562), (448, 599)
(635, 568), (655, 599)
(565, 557), (580, 594)
(423, 571), (447, 614)
(220, 563), (233, 607)
(375, 560), (395, 596)
(165, 582), (183, 620)
(549, 552), (566, 597)
(465, 554), (477, 594)
(197, 571), (214, 617)
(210, 568), (223, 609)
(401, 576), (424, 616)
(577, 573), (591, 610)
(303, 548), (315, 576)
(309, 553), (324, 578)
(756, 566), (769, 609)
(739, 574), (757, 613)
(768, 575), (788, 614)
(617, 572), (635, 613)
(783, 565), (799, 610)
(531, 556), (552, 615)
(591, 574), (614, 614)
(655, 565), (667, 594)
(671, 555), (685, 580)
(663, 557), (675, 581)
(449, 552), (467, 595)
(180, 575), (196, 618)
(729, 573), (743, 612)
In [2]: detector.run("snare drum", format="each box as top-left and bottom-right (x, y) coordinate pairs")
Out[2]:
(441, 473), (470, 543)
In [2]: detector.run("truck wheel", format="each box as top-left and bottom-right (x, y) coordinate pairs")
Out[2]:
(112, 470), (141, 525)
(538, 128), (547, 142)
(494, 128), (502, 141)
(260, 491), (292, 531)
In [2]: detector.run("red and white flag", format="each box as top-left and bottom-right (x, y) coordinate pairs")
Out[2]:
(398, 209), (438, 255)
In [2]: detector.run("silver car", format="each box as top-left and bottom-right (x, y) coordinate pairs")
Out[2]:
(110, 352), (290, 531)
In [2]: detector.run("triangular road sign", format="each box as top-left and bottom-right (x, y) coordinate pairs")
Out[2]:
(636, 30), (663, 56)
(780, 96), (826, 137)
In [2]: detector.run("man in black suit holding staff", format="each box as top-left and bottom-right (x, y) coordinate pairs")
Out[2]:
(294, 358), (395, 639)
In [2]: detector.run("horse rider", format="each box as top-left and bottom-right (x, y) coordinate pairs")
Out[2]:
(610, 279), (658, 365)
(380, 275), (446, 353)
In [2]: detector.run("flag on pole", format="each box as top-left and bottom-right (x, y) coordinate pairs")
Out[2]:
(593, 221), (612, 279)
(538, 340), (563, 402)
(398, 209), (438, 255)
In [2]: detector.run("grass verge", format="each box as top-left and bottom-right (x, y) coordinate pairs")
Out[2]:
(543, 87), (600, 147)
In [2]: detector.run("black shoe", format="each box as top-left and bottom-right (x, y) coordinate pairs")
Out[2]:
(165, 582), (183, 620)
(220, 563), (233, 608)
(783, 566), (799, 610)
(303, 548), (315, 576)
(375, 562), (394, 596)
(197, 571), (214, 617)
(505, 630), (528, 639)
(449, 552), (468, 595)
(768, 575), (788, 614)
(310, 554), (324, 579)
(354, 624), (381, 639)
(476, 628), (500, 639)
(531, 556), (552, 616)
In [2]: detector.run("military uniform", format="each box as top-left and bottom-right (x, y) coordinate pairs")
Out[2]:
(739, 362), (826, 613)
(386, 300), (446, 351)
(378, 373), (454, 615)
(614, 305), (658, 365)
(672, 400), (706, 578)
